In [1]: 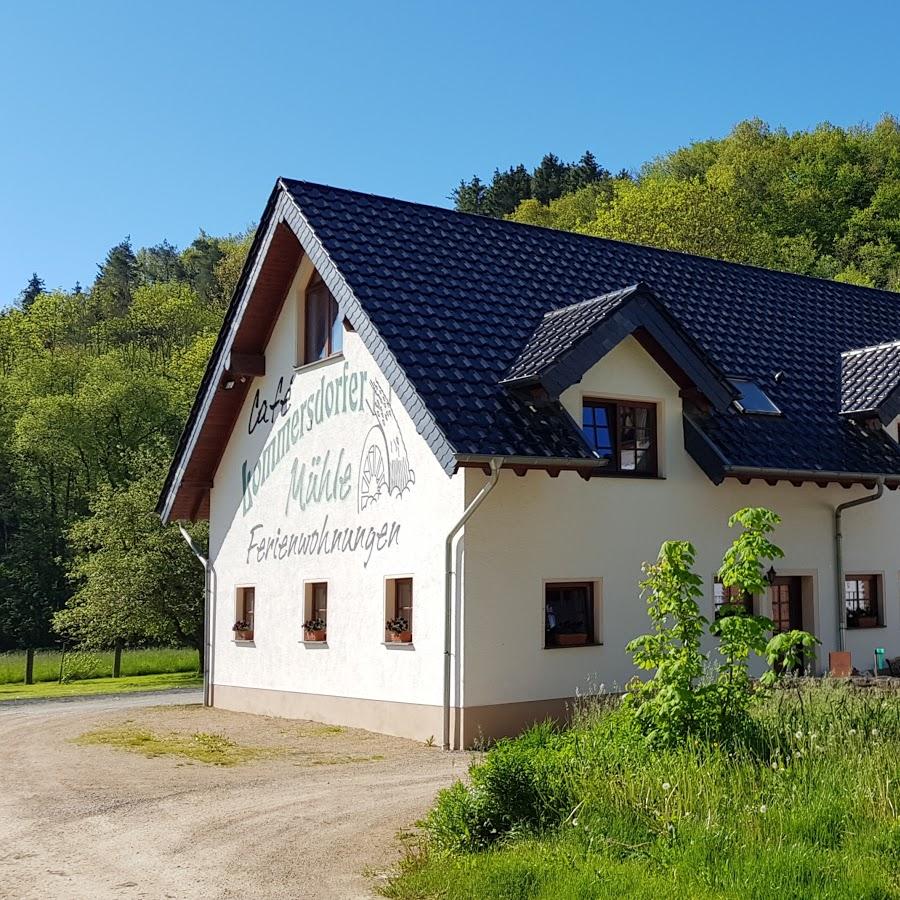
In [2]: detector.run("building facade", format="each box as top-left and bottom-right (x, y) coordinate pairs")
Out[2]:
(160, 179), (900, 748)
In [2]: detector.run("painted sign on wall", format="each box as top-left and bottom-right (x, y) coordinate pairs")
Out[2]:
(239, 362), (415, 568)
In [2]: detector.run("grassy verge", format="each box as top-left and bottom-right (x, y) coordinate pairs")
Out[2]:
(0, 671), (201, 701)
(0, 647), (199, 684)
(384, 685), (900, 899)
(77, 726), (267, 765)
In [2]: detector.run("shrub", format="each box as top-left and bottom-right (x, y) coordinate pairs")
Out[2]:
(623, 507), (818, 748)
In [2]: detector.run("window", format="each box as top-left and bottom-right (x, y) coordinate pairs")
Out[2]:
(713, 578), (752, 618)
(729, 378), (781, 415)
(303, 278), (342, 364)
(385, 577), (413, 643)
(845, 575), (881, 628)
(582, 399), (657, 475)
(545, 582), (595, 648)
(303, 581), (328, 641)
(234, 586), (255, 640)
(310, 582), (327, 622)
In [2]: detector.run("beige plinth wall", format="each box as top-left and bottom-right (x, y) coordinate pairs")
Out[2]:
(213, 684), (575, 748)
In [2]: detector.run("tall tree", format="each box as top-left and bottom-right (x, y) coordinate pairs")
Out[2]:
(18, 273), (44, 310)
(55, 463), (206, 666)
(137, 240), (186, 285)
(94, 238), (138, 313)
(451, 175), (488, 214)
(182, 232), (225, 304)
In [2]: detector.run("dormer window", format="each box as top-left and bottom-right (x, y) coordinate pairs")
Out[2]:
(302, 277), (342, 365)
(582, 399), (658, 475)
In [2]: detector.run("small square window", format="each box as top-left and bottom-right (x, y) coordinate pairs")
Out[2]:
(845, 575), (881, 628)
(234, 586), (255, 641)
(303, 582), (328, 641)
(545, 582), (597, 648)
(385, 577), (413, 644)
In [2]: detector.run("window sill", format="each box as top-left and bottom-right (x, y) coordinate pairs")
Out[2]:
(544, 641), (603, 650)
(301, 640), (329, 648)
(293, 352), (345, 375)
(846, 624), (886, 630)
(233, 639), (255, 645)
(382, 641), (415, 650)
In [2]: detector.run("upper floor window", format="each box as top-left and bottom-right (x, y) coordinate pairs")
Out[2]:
(303, 278), (342, 365)
(845, 574), (881, 629)
(582, 399), (658, 475)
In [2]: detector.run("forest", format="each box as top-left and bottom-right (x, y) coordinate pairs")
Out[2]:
(3, 115), (900, 658)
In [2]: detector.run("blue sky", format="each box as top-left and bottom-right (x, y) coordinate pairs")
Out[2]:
(1, 0), (899, 303)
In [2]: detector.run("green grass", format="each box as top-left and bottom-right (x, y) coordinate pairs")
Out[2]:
(0, 647), (199, 684)
(76, 726), (267, 765)
(0, 671), (201, 701)
(385, 684), (900, 899)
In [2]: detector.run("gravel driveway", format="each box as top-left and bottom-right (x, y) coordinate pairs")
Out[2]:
(0, 691), (466, 899)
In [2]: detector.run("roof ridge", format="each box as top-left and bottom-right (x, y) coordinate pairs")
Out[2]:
(842, 338), (900, 357)
(280, 177), (900, 304)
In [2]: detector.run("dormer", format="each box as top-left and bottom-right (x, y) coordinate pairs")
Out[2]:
(501, 283), (736, 413)
(840, 340), (900, 435)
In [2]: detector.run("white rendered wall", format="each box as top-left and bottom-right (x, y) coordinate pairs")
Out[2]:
(208, 259), (464, 709)
(461, 336), (900, 707)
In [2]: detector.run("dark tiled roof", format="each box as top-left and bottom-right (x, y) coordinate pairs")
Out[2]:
(504, 284), (642, 382)
(841, 341), (900, 419)
(282, 179), (900, 477)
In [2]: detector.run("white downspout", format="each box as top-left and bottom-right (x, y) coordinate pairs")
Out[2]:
(833, 478), (884, 652)
(443, 458), (503, 750)
(179, 526), (212, 707)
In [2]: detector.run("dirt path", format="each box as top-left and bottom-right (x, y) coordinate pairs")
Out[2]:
(0, 692), (466, 899)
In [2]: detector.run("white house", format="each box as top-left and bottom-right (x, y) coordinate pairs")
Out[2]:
(158, 179), (900, 749)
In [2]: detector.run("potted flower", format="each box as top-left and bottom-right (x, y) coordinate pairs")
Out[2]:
(303, 618), (327, 642)
(232, 620), (253, 641)
(386, 616), (412, 643)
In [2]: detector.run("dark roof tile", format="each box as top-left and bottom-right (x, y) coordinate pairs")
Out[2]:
(282, 179), (900, 476)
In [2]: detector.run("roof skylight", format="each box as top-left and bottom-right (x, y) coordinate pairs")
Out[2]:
(729, 378), (782, 416)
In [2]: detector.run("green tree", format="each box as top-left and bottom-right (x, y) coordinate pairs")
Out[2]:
(55, 463), (206, 666)
(182, 232), (225, 304)
(137, 240), (186, 285)
(18, 273), (44, 310)
(95, 238), (138, 313)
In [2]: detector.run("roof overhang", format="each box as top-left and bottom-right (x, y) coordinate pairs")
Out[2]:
(683, 413), (900, 490)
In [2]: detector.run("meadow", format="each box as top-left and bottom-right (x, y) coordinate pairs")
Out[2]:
(0, 647), (199, 685)
(385, 683), (900, 900)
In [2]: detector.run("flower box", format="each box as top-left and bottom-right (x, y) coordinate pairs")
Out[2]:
(304, 629), (327, 642)
(388, 630), (413, 644)
(853, 615), (879, 629)
(554, 633), (588, 647)
(234, 629), (254, 641)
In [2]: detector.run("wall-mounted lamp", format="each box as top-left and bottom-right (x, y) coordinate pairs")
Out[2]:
(766, 566), (777, 585)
